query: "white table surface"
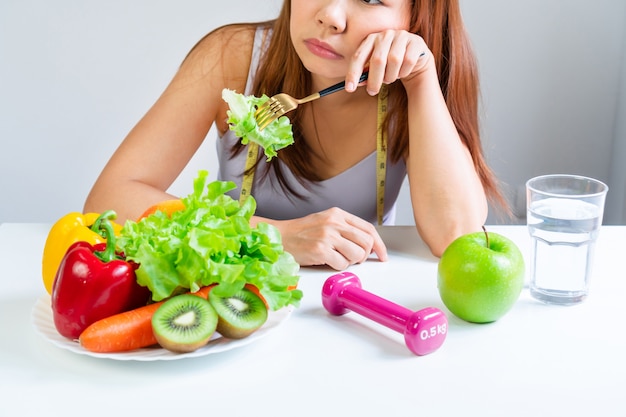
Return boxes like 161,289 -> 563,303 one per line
1,223 -> 624,417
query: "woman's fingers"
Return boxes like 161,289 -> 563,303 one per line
346,29 -> 429,95
277,208 -> 388,270
343,215 -> 388,263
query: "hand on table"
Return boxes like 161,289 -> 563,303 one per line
271,207 -> 388,270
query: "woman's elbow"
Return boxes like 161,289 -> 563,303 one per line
417,215 -> 487,258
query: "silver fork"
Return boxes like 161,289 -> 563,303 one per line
255,72 -> 369,130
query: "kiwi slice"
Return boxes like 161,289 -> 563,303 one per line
209,287 -> 268,339
152,294 -> 218,353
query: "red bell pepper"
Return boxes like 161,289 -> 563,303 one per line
51,212 -> 151,340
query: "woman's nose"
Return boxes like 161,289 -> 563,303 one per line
316,1 -> 346,33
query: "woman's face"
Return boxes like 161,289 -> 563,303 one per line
290,0 -> 411,80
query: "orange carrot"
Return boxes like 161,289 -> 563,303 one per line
243,283 -> 269,309
241,283 -> 299,310
79,302 -> 161,353
79,286 -> 212,353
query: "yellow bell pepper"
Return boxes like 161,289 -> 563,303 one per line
41,211 -> 123,294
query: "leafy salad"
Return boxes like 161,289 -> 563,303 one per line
222,88 -> 294,160
117,170 -> 302,311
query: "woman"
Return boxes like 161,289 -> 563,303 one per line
84,0 -> 506,270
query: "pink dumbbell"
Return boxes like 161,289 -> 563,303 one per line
322,272 -> 448,356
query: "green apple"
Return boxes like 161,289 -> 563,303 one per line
437,229 -> 525,323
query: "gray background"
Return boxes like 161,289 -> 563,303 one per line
1,0 -> 625,225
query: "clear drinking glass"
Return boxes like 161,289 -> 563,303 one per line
526,174 -> 608,305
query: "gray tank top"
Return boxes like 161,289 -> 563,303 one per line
216,27 -> 407,225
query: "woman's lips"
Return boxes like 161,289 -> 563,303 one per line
304,39 -> 342,59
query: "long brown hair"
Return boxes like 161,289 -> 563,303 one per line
237,0 -> 507,211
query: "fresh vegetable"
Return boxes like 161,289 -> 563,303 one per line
117,170 -> 302,311
79,286 -> 213,353
51,214 -> 150,340
222,88 -> 294,160
244,283 -> 270,309
138,199 -> 186,220
42,211 -> 123,294
80,300 -> 162,352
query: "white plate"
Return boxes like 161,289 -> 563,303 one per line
31,294 -> 292,361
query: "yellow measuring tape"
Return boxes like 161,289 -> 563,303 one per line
376,84 -> 388,226
240,84 -> 388,225
239,141 -> 259,203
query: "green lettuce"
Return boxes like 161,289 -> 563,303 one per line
222,88 -> 294,160
117,170 -> 302,311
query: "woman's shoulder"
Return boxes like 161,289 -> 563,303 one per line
186,23 -> 265,62
180,23 -> 267,81
177,23 -> 271,134
206,23 -> 259,46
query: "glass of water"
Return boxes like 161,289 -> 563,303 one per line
526,174 -> 608,305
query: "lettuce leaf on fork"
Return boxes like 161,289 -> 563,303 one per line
117,170 -> 302,311
222,88 -> 294,160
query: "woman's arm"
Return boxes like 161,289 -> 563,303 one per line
346,30 -> 488,257
84,26 -> 255,223
403,55 -> 487,256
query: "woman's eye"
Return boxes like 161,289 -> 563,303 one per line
362,0 -> 384,5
